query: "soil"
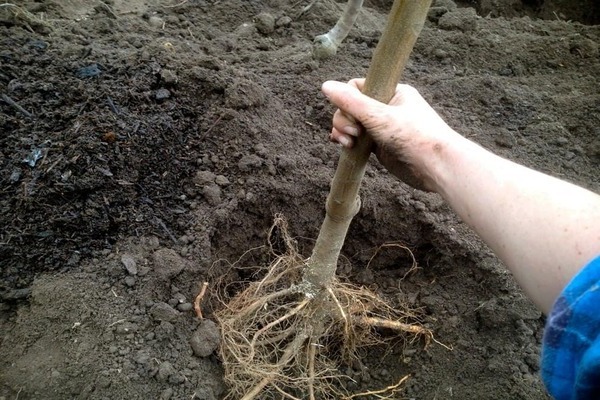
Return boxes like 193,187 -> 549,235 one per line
1,0 -> 598,399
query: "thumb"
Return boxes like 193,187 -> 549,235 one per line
321,80 -> 385,124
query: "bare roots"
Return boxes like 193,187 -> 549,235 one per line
215,217 -> 431,399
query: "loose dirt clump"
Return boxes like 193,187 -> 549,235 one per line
1,0 -> 598,399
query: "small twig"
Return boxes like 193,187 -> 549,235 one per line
200,114 -> 223,140
344,374 -> 410,399
295,0 -> 319,18
194,282 -> 209,319
108,318 -> 126,327
106,96 -> 120,115
1,93 -> 33,119
154,217 -> 178,244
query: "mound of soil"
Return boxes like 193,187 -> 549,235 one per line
1,0 -> 598,399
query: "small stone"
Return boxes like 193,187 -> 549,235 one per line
215,175 -> 230,186
155,88 -> 171,100
255,12 -> 275,35
177,302 -> 193,312
152,248 -> 187,279
554,136 -> 569,146
121,254 -> 138,275
149,16 -> 164,28
9,169 -> 21,183
238,154 -> 262,172
276,16 -> 292,27
190,319 -> 220,357
202,184 -> 222,206
150,302 -> 180,323
194,170 -> 216,186
124,276 -> 136,287
160,69 -> 178,86
236,22 -> 257,37
432,48 -> 448,60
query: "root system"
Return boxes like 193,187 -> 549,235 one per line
215,217 -> 431,399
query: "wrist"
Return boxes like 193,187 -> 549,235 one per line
418,128 -> 474,194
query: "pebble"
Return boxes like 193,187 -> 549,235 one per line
177,302 -> 193,312
122,275 -> 135,287
190,319 -> 220,357
276,16 -> 292,28
202,184 -> 222,206
9,169 -> 21,183
121,254 -> 138,275
155,88 -> 171,100
160,69 -> 178,85
215,175 -> 230,186
194,170 -> 216,186
150,302 -> 180,323
238,154 -> 262,172
255,12 -> 275,34
236,22 -> 257,37
432,48 -> 449,60
149,16 -> 164,28
152,248 -> 186,279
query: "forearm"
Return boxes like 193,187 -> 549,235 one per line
431,133 -> 600,314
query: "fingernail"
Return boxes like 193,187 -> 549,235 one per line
343,126 -> 359,136
321,81 -> 334,98
338,135 -> 351,148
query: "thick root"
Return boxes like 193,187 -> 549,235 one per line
214,217 -> 432,399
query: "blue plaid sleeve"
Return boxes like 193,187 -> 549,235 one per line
542,255 -> 600,400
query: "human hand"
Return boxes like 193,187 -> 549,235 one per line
321,79 -> 460,192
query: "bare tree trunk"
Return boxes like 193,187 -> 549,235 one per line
304,0 -> 433,292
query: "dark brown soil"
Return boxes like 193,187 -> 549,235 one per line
1,0 -> 598,399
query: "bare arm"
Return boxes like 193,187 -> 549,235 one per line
322,79 -> 600,313
432,132 -> 600,313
